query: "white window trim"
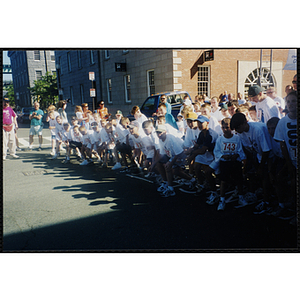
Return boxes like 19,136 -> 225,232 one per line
34,50 -> 40,61
90,50 -> 95,64
35,70 -> 43,81
147,69 -> 155,96
70,86 -> 74,105
124,75 -> 131,103
105,50 -> 110,59
197,65 -> 211,97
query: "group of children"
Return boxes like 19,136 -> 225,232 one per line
45,87 -> 297,224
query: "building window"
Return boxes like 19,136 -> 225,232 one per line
78,51 -> 82,68
124,75 -> 131,103
80,84 -> 84,103
90,51 -> 95,64
107,79 -> 112,103
36,70 -> 42,81
67,52 -> 72,72
105,50 -> 110,59
147,70 -> 155,96
34,50 -> 40,60
244,68 -> 275,99
197,66 -> 210,97
70,86 -> 74,105
50,51 -> 55,61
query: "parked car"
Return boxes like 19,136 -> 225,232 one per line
17,107 -> 35,123
140,91 -> 192,119
127,91 -> 192,121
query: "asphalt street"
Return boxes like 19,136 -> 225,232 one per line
2,126 -> 298,251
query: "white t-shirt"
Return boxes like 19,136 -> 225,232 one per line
183,127 -> 200,149
213,134 -> 246,162
237,122 -> 272,162
211,109 -> 223,122
114,123 -> 129,144
130,131 -> 153,158
274,114 -> 297,168
255,96 -> 280,123
273,96 -> 285,118
70,129 -> 82,143
208,115 -> 222,135
48,118 -> 57,136
55,123 -> 64,140
159,133 -> 184,159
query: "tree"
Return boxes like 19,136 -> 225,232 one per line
29,72 -> 58,110
3,83 -> 15,107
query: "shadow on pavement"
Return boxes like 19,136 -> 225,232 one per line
3,151 -> 298,252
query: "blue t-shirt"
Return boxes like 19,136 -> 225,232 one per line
30,109 -> 44,126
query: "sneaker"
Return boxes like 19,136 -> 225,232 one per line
112,162 -> 122,170
161,187 -> 176,197
195,182 -> 210,196
11,154 -> 19,159
16,147 -> 22,151
27,147 -> 32,151
63,157 -> 70,164
51,154 -> 57,160
50,151 -> 56,156
217,201 -> 226,211
157,182 -> 167,193
80,159 -> 89,166
3,156 -> 6,161
206,191 -> 219,205
253,201 -> 269,214
238,195 -> 248,207
37,147 -> 42,151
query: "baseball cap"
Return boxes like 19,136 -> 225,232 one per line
3,98 -> 10,102
155,124 -> 167,133
196,115 -> 210,123
128,121 -> 140,129
186,112 -> 198,121
100,101 -> 105,105
116,110 -> 122,115
219,103 -> 228,110
248,85 -> 264,97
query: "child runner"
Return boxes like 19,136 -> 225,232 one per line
46,111 -> 57,155
200,103 -> 222,135
273,91 -> 297,223
230,113 -> 273,213
151,124 -> 196,197
51,115 -> 64,159
212,118 -> 247,210
176,114 -> 185,136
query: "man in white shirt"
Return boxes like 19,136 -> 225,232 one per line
248,85 -> 280,123
266,87 -> 285,118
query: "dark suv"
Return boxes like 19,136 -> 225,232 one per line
140,91 -> 192,119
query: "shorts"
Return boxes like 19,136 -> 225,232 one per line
159,152 -> 187,169
51,134 -> 56,140
29,124 -> 43,136
69,141 -> 82,149
116,142 -> 132,155
194,151 -> 214,165
219,160 -> 243,182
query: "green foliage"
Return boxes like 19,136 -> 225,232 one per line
29,72 -> 58,110
3,83 -> 15,106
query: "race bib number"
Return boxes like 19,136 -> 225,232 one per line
222,142 -> 237,152
135,142 -> 143,149
164,148 -> 172,157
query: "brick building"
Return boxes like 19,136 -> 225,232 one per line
55,49 -> 296,116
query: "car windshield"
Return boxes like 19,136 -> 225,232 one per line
141,96 -> 156,112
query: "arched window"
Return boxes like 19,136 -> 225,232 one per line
244,68 -> 275,99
